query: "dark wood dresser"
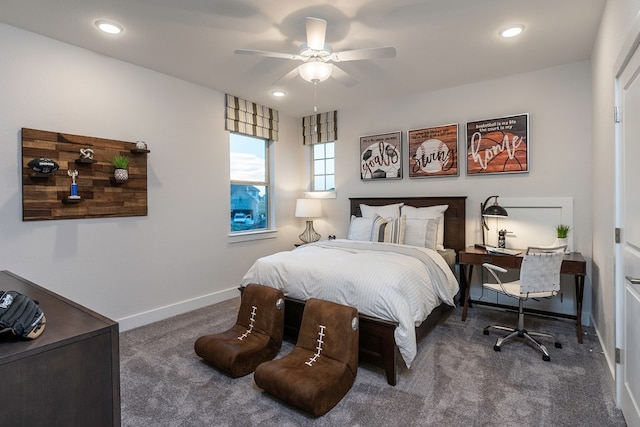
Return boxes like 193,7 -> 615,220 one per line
0,270 -> 120,426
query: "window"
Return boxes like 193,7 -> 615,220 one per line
312,142 -> 335,191
230,133 -> 270,233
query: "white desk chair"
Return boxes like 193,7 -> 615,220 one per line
482,246 -> 566,361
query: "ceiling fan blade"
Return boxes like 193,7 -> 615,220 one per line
235,49 -> 302,61
306,17 -> 327,50
331,65 -> 358,87
271,68 -> 300,86
331,46 -> 397,62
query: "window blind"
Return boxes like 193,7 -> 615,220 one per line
225,94 -> 279,140
302,111 -> 337,145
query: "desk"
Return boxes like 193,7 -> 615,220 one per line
459,247 -> 587,343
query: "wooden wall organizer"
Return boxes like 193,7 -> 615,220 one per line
21,128 -> 148,221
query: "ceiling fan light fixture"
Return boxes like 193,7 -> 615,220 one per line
298,61 -> 333,83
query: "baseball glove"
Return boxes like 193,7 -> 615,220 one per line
0,290 -> 46,339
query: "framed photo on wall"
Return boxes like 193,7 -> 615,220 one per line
407,123 -> 458,178
466,113 -> 529,175
360,131 -> 402,180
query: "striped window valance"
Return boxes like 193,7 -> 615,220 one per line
302,111 -> 337,145
225,94 -> 279,140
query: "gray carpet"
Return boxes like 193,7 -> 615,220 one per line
120,298 -> 626,426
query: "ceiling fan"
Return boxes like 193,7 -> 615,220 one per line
234,17 -> 396,87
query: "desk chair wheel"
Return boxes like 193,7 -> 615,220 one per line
543,354 -> 551,362
483,328 -> 490,335
493,345 -> 501,352
554,342 -> 562,349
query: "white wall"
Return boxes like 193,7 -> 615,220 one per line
0,24 -> 303,330
312,61 -> 593,319
591,0 -> 640,382
0,19 -> 602,343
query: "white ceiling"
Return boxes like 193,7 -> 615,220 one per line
0,0 -> 606,117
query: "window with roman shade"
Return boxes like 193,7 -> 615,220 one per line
225,94 -> 279,140
302,111 -> 337,145
303,111 -> 337,193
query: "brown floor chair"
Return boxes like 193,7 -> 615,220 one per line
194,284 -> 284,377
254,298 -> 359,417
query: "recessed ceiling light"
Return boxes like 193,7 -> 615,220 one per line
500,24 -> 524,38
95,20 -> 123,35
271,90 -> 286,98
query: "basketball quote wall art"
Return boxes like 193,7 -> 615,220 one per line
466,113 -> 529,175
408,123 -> 459,178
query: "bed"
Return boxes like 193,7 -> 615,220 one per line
240,196 -> 466,385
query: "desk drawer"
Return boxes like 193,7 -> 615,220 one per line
459,252 -> 520,269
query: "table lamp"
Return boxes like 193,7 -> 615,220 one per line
295,198 -> 322,244
476,195 -> 508,248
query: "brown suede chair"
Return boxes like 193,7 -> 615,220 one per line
254,298 -> 359,417
194,284 -> 285,377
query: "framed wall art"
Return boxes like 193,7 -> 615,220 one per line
466,113 -> 529,175
407,123 -> 458,178
360,131 -> 402,180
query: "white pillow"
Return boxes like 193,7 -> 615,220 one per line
404,218 -> 439,250
401,205 -> 448,250
360,203 -> 403,219
347,215 -> 374,241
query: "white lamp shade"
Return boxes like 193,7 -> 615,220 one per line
298,61 -> 333,83
295,198 -> 322,218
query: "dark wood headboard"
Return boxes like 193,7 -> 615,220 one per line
349,196 -> 467,256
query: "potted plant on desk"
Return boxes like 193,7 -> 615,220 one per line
555,224 -> 571,251
112,155 -> 130,183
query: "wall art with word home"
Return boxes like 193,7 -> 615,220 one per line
466,113 -> 529,175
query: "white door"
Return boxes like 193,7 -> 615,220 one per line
617,38 -> 640,427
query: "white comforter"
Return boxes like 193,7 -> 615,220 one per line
239,239 -> 459,368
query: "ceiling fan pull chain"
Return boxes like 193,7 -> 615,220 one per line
313,81 -> 318,113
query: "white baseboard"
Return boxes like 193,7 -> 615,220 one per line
116,286 -> 240,332
591,313 -> 617,393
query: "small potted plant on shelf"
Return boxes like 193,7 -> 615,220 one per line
112,155 -> 130,182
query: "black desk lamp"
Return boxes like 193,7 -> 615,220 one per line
476,195 -> 508,248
